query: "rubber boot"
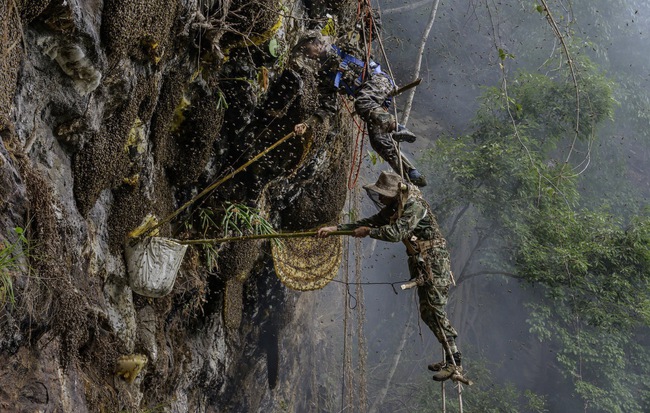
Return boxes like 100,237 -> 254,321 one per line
432,352 -> 461,382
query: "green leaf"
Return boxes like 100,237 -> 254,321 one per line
268,38 -> 279,57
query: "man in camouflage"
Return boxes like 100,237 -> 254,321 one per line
317,171 -> 462,381
291,35 -> 427,187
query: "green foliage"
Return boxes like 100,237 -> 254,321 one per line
477,62 -> 615,149
424,56 -> 614,234
268,38 -> 279,58
613,76 -> 650,139
221,202 -> 277,240
196,203 -> 280,269
366,150 -> 380,166
0,227 -> 29,310
216,89 -> 228,110
518,207 -> 650,412
426,59 -> 615,238
498,48 -> 514,61
198,208 -> 221,270
420,49 -> 650,410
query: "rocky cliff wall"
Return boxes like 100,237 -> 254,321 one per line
0,0 -> 355,411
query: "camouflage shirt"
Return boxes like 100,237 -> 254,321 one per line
337,195 -> 443,243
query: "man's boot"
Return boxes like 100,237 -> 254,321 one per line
392,124 -> 417,143
432,352 -> 461,382
407,169 -> 427,187
427,360 -> 444,372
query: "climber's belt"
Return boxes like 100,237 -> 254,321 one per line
404,237 -> 446,256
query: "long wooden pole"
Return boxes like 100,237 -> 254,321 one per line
388,78 -> 422,97
176,230 -> 355,245
140,131 -> 297,238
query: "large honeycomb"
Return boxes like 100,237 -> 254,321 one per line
224,277 -> 243,331
271,234 -> 342,291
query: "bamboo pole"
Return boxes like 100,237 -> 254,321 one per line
139,131 -> 298,239
176,230 -> 355,245
388,78 -> 422,97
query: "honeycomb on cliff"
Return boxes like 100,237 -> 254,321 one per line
271,234 -> 342,291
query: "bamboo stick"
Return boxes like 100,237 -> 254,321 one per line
176,230 -> 355,245
388,78 -> 422,97
139,131 -> 298,239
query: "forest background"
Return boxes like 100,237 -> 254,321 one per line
319,0 -> 650,412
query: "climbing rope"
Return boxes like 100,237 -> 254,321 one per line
340,95 -> 366,189
354,0 -> 412,186
348,122 -> 365,190
352,188 -> 368,411
339,183 -> 368,411
360,0 -> 374,81
341,232 -> 353,412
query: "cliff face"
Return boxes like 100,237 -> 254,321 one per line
0,0 -> 354,411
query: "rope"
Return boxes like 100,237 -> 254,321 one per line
371,5 -> 407,183
340,95 -> 365,133
362,1 -> 373,81
341,231 -> 352,412
348,124 -> 365,189
356,0 -> 410,185
442,366 -> 447,413
340,96 -> 365,189
353,188 -> 368,411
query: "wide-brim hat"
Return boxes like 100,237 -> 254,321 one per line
363,171 -> 402,198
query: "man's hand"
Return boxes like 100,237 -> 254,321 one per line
352,226 -> 370,238
316,226 -> 337,238
294,123 -> 308,136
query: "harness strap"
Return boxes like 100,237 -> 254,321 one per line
403,238 -> 419,256
403,237 -> 446,257
332,45 -> 366,68
330,45 -> 389,96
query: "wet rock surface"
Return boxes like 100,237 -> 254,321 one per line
0,0 -> 355,411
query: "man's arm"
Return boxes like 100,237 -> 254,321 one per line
316,225 -> 369,238
294,104 -> 336,136
368,199 -> 427,242
315,210 -> 387,239
336,212 -> 386,231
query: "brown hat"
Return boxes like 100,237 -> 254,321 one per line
363,171 -> 402,198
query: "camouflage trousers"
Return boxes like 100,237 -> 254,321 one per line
408,247 -> 458,346
354,73 -> 414,176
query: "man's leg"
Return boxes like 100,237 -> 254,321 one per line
356,75 -> 426,186
418,285 -> 463,381
366,122 -> 404,175
415,249 -> 462,381
354,74 -> 393,122
418,284 -> 458,347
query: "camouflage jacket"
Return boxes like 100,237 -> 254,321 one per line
337,195 -> 443,243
